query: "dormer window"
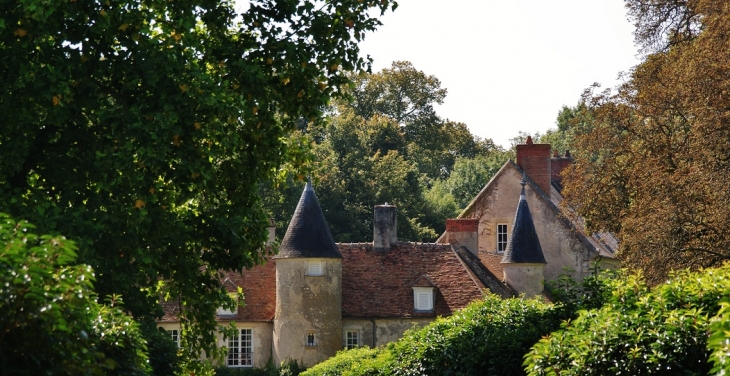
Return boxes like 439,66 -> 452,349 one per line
413,287 -> 434,311
307,261 -> 324,276
217,292 -> 238,316
217,305 -> 237,316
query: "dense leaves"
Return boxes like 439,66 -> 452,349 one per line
264,62 -> 504,242
562,0 -> 730,284
0,0 -> 396,366
0,214 -> 148,376
301,294 -> 569,376
524,265 -> 730,375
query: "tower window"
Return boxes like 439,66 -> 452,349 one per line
306,332 -> 316,346
497,224 -> 508,253
308,261 -> 324,276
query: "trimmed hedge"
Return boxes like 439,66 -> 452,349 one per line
302,294 -> 569,376
524,265 -> 730,375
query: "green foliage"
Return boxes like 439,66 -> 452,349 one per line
303,295 -> 565,376
525,265 -> 730,375
213,359 -> 304,376
0,0 -> 397,366
0,213 -> 149,375
139,318 -> 181,376
708,299 -> 730,375
545,266 -> 614,314
301,347 -> 392,376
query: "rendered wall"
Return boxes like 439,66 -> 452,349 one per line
341,318 -> 433,348
274,258 -> 342,367
465,165 -> 595,283
503,263 -> 544,297
157,322 -> 273,369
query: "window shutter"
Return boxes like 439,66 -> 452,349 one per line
417,291 -> 431,310
308,261 -> 323,276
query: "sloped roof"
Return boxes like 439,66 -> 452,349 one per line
340,242 -> 485,318
501,179 -> 547,264
439,160 -> 617,262
276,181 -> 342,259
159,259 -> 277,322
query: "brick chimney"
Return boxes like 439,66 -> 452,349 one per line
373,204 -> 397,252
445,218 -> 479,256
550,150 -> 574,186
515,136 -> 552,194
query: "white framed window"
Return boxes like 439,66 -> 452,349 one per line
227,328 -> 253,367
413,287 -> 434,311
308,261 -> 324,276
306,332 -> 316,346
167,329 -> 180,347
497,223 -> 508,253
346,330 -> 360,350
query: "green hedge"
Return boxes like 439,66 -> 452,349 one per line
524,265 -> 730,375
302,294 -> 569,376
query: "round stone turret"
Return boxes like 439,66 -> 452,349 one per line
273,181 -> 342,366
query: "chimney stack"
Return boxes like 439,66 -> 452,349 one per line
550,150 -> 574,186
373,204 -> 397,252
445,219 -> 479,256
515,136 -> 552,194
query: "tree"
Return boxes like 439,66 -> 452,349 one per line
0,0 -> 397,367
562,0 -> 730,284
340,61 -> 494,179
0,214 -> 149,376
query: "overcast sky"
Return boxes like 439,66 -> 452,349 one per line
358,0 -> 642,148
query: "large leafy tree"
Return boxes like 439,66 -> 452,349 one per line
562,0 -> 730,284
0,0 -> 396,363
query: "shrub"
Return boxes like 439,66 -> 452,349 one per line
0,213 -> 149,375
301,347 -> 391,376
525,266 -> 730,375
389,295 -> 564,376
304,294 -> 566,376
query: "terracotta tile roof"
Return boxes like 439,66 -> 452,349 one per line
223,259 -> 276,321
480,252 -> 506,283
339,242 -> 485,318
159,259 -> 276,323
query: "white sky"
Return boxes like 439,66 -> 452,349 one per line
358,0 -> 641,148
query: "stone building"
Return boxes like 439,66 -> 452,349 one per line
436,136 -> 619,286
159,137 -> 618,369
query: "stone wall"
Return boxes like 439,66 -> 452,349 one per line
274,257 -> 342,367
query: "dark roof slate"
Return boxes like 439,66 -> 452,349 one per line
276,181 -> 342,259
501,180 -> 547,264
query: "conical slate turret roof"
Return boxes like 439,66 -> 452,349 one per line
276,180 -> 342,259
501,175 -> 547,264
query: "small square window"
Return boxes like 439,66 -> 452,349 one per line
413,287 -> 434,311
306,332 -> 316,346
497,224 -> 508,253
346,331 -> 359,350
308,261 -> 324,276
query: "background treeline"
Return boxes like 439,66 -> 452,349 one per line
261,61 -> 575,243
